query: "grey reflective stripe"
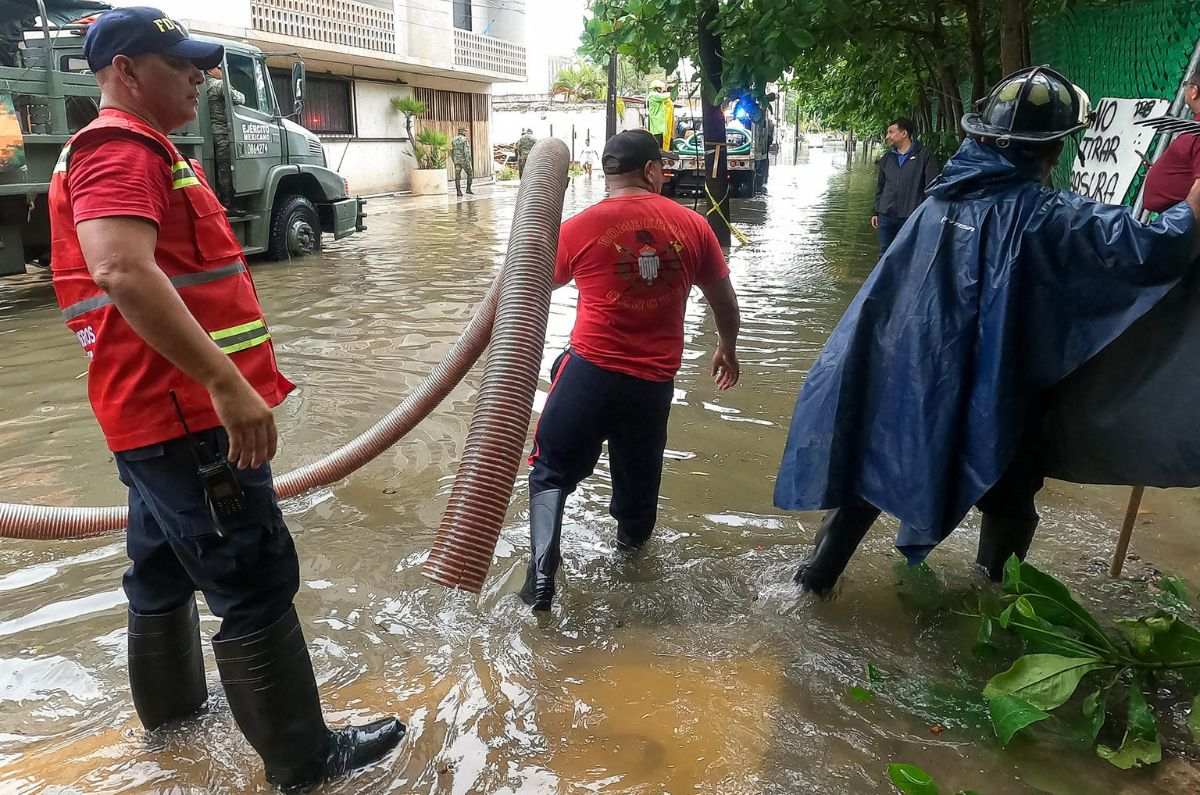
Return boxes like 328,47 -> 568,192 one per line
169,261 -> 245,289
60,261 -> 246,321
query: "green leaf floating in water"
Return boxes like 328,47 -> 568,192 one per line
886,763 -> 939,795
987,692 -> 1049,745
1082,688 -> 1107,741
849,686 -> 875,703
1097,678 -> 1161,769
1001,557 -> 1114,652
984,654 -> 1111,711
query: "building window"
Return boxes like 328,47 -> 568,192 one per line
452,0 -> 472,31
271,70 -> 354,135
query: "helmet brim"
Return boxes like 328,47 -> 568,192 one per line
961,112 -> 1086,143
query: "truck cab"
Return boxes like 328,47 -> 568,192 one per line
0,3 -> 362,277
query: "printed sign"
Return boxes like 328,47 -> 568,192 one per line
239,142 -> 270,157
1070,97 -> 1168,206
0,92 -> 26,178
240,122 -> 272,143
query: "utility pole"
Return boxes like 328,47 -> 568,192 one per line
606,50 -> 618,140
697,0 -> 730,246
793,102 -> 800,164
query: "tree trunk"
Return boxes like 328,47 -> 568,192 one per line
697,0 -> 731,246
605,50 -> 618,140
1000,0 -> 1030,74
960,0 -> 987,102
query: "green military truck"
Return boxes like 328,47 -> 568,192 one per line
0,0 -> 363,277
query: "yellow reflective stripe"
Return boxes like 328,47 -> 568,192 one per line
172,160 -> 200,189
209,318 -> 271,354
218,331 -> 272,354
211,319 -> 266,340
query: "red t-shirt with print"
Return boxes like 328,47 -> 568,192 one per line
554,192 -> 730,382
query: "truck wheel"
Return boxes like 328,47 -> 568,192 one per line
268,195 -> 322,261
732,173 -> 754,199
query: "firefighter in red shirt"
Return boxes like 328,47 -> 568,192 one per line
49,9 -> 401,788
1143,68 -> 1200,213
520,129 -> 742,611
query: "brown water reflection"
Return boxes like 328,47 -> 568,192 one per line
1,151 -> 1196,793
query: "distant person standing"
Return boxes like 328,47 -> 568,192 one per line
579,141 -> 599,178
451,126 -> 473,197
1142,68 -> 1200,213
871,118 -> 940,252
646,79 -> 673,149
516,128 -> 537,177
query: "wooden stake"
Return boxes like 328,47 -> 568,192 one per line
1110,485 -> 1145,578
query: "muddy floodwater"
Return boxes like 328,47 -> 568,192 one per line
2,150 -> 1199,794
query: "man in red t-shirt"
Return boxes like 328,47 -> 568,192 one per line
1143,69 -> 1200,213
520,129 -> 741,611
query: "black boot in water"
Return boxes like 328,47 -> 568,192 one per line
975,513 -> 1038,582
128,596 -> 208,731
793,499 -> 880,596
520,489 -> 566,611
213,606 -> 404,791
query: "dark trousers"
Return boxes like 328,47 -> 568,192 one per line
830,433 -> 1046,543
454,161 -> 473,194
877,213 -> 905,254
528,350 -> 673,545
115,427 -> 299,640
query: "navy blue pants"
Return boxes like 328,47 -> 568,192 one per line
877,213 -> 906,254
115,427 -> 299,640
529,350 -> 674,546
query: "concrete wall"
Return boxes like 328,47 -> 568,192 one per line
493,102 -> 643,155
323,81 -> 415,195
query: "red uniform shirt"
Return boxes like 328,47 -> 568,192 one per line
1142,115 -> 1200,213
50,109 -> 293,451
554,192 -> 730,382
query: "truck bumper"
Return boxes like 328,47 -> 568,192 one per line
330,197 -> 364,240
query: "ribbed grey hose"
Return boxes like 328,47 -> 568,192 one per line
423,139 -> 570,593
0,140 -> 569,545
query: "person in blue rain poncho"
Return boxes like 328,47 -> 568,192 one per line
774,66 -> 1200,594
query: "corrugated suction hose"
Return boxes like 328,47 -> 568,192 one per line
423,139 -> 569,592
0,139 -> 571,559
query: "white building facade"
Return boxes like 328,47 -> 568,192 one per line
121,0 -> 527,193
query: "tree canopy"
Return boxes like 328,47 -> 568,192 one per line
580,0 -> 1122,146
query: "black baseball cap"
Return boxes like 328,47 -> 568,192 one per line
84,7 -> 224,73
602,129 -> 678,175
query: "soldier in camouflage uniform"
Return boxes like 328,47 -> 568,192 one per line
451,127 -> 473,197
516,128 -> 537,178
206,67 -> 244,208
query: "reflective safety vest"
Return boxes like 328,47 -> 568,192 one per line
49,109 -> 294,452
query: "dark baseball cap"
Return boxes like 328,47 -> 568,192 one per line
602,129 -> 678,175
84,7 -> 224,73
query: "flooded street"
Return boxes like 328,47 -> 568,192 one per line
2,150 -> 1198,794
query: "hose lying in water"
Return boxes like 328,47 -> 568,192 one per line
0,139 -> 570,548
423,139 -> 570,593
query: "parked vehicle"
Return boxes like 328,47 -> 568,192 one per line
0,0 -> 363,277
662,114 -> 758,198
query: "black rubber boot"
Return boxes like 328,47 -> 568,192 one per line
213,606 -> 404,791
976,513 -> 1039,582
793,502 -> 879,596
519,489 -> 566,611
615,519 -> 654,553
128,596 -> 208,731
